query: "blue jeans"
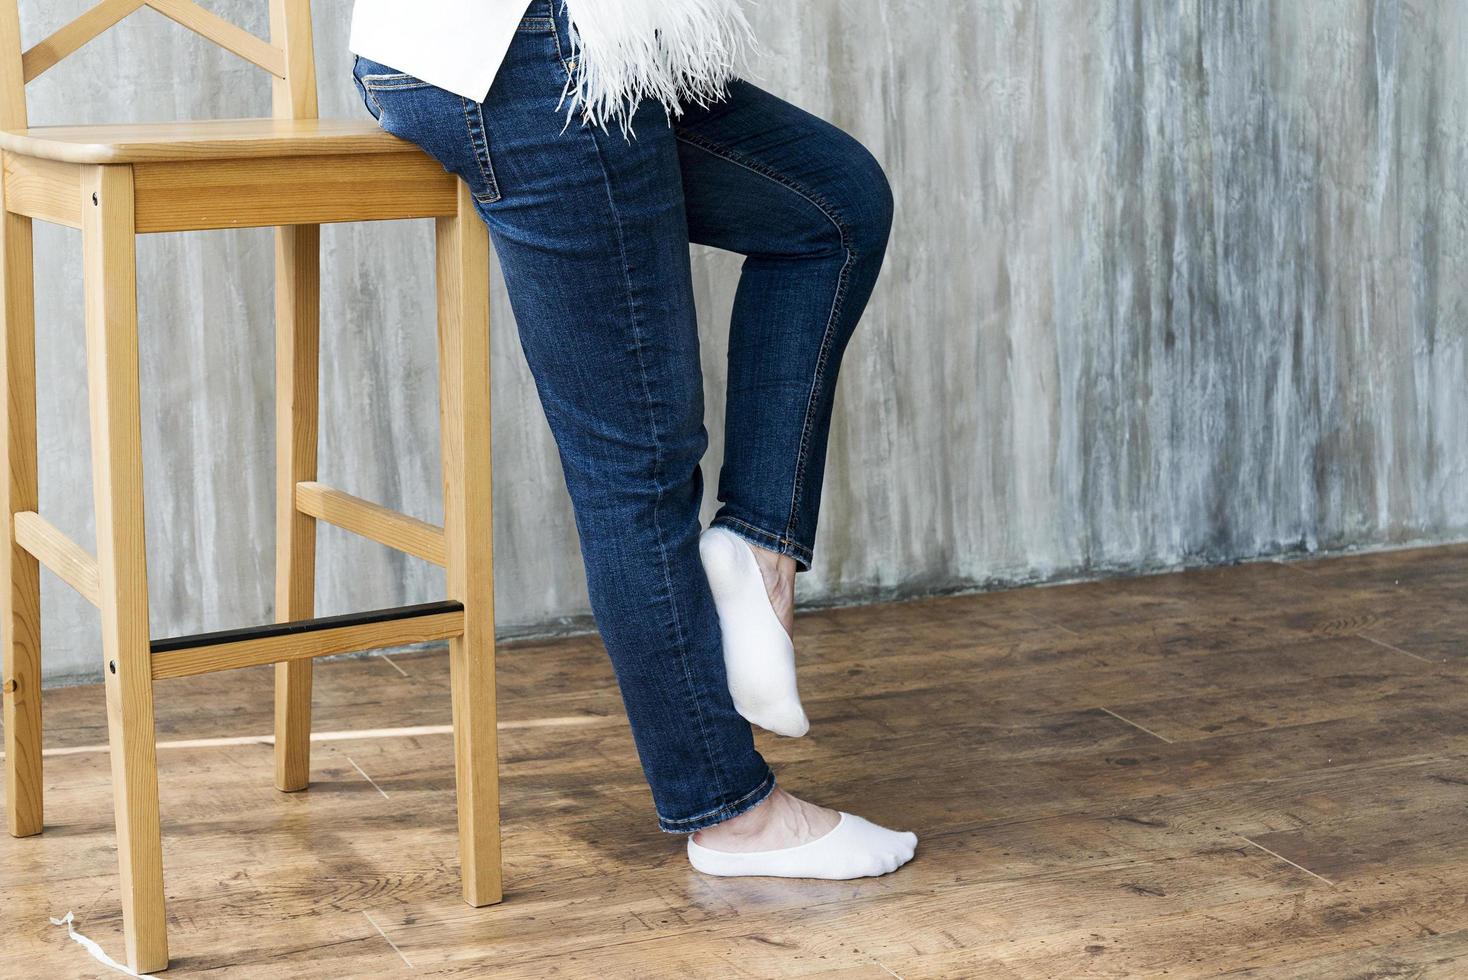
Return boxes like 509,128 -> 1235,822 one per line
352,0 -> 893,833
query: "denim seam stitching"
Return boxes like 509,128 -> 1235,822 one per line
673,132 -> 858,255
361,81 -> 386,119
359,73 -> 425,89
547,7 -> 575,77
658,771 -> 773,827
459,97 -> 501,204
674,130 -> 855,555
581,126 -> 731,806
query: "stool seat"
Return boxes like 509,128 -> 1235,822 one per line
0,117 -> 407,164
1,119 -> 458,234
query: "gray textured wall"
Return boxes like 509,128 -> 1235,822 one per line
18,1 -> 1468,682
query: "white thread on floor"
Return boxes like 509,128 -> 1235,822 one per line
362,910 -> 413,968
49,911 -> 158,979
3,716 -> 612,761
381,655 -> 410,677
1359,633 -> 1438,664
346,757 -> 390,800
1239,835 -> 1336,887
1098,706 -> 1176,744
874,957 -> 905,978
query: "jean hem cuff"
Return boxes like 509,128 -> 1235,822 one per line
709,516 -> 813,572
656,770 -> 777,834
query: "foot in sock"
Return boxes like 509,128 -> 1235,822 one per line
699,527 -> 809,737
687,787 -> 918,879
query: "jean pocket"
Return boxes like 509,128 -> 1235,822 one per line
357,66 -> 502,205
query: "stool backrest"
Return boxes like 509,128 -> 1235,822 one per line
0,0 -> 317,131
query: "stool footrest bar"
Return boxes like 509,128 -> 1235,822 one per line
150,600 -> 465,679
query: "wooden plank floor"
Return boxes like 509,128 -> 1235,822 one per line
2,544 -> 1467,978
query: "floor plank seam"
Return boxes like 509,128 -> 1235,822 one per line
1097,706 -> 1175,744
1238,835 -> 1335,887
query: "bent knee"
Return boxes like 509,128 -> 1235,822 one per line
849,146 -> 894,259
826,138 -> 894,263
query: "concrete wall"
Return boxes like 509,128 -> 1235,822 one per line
17,1 -> 1467,681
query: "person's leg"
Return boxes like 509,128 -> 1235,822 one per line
355,14 -> 771,834
478,29 -> 781,835
675,80 -> 895,736
681,79 -> 893,571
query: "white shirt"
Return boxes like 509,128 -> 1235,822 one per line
348,0 -> 527,102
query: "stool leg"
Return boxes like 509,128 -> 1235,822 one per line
2,208 -> 42,838
272,224 -> 319,792
84,165 -> 168,974
436,183 -> 502,907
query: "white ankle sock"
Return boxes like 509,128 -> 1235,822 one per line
687,813 -> 918,879
699,526 -> 810,737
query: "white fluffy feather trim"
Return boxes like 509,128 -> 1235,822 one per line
558,0 -> 756,133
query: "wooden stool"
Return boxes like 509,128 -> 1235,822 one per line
0,2 -> 502,972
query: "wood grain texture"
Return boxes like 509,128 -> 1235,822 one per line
2,153 -> 82,228
267,0 -> 316,120
295,481 -> 447,568
12,510 -> 99,606
0,118 -> 406,164
129,152 -> 457,232
436,181 -> 503,908
18,0 -> 144,84
141,0 -> 284,78
0,205 -> 39,837
6,544 -> 1467,977
0,0 -> 46,842
0,1 -> 26,130
82,162 -> 167,974
271,221 -> 318,793
19,0 -> 285,82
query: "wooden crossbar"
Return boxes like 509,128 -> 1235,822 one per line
150,600 -> 465,680
20,0 -> 143,83
12,511 -> 100,606
295,481 -> 447,567
144,0 -> 285,77
22,0 -> 285,84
